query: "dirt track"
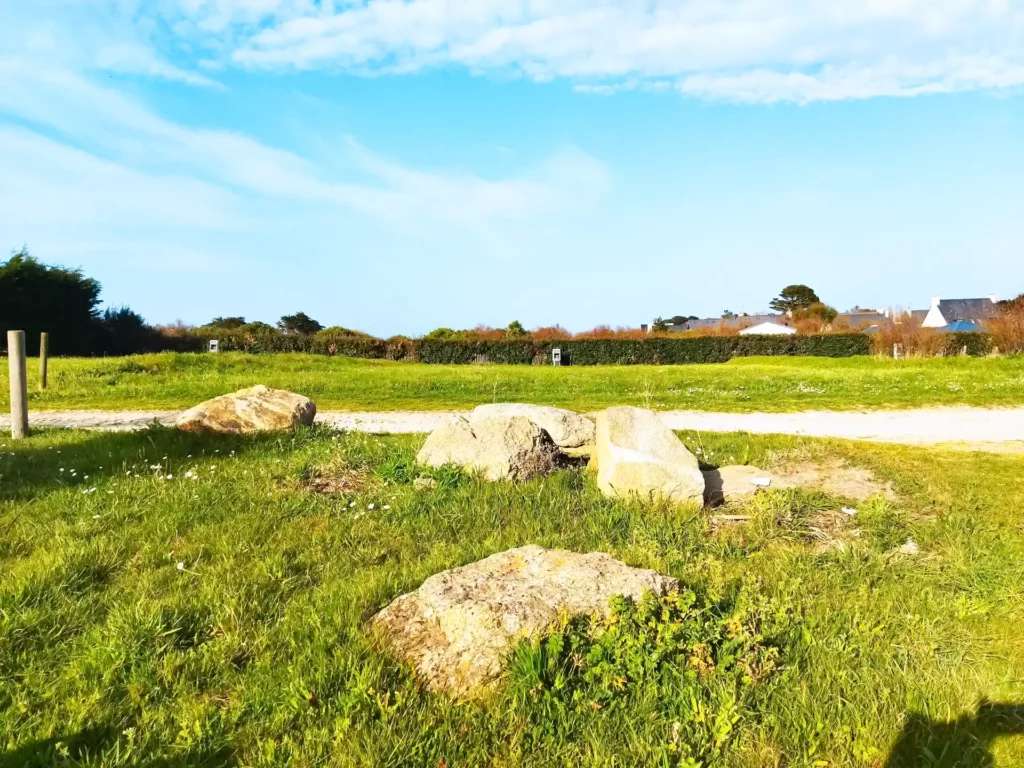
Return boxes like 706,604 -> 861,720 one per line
10,406 -> 1024,451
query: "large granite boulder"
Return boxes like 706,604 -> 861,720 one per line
703,465 -> 773,506
416,416 -> 559,482
594,406 -> 705,505
176,385 -> 316,434
470,404 -> 596,456
371,545 -> 678,697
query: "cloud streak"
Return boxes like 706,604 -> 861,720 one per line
222,0 -> 1024,102
0,59 -> 609,269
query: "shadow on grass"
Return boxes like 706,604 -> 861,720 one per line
0,725 -> 234,767
885,701 -> 1024,768
0,425 -> 321,504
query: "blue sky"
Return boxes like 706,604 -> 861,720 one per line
1,1 -> 1023,336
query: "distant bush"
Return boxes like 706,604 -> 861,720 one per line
940,332 -> 994,357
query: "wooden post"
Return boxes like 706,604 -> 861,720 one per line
8,330 -> 29,438
39,332 -> 49,390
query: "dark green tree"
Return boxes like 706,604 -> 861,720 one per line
277,312 -> 323,335
506,320 -> 527,337
769,285 -> 820,313
424,327 -> 457,340
670,315 -> 698,325
651,317 -> 669,332
95,307 -> 158,355
0,247 -> 101,355
206,316 -> 246,329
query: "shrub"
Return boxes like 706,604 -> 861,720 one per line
940,332 -> 993,357
871,317 -> 944,357
506,588 -> 788,763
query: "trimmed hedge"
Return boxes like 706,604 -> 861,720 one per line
188,331 -> 873,364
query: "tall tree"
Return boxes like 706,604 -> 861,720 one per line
206,316 -> 246,329
95,307 -> 158,356
277,312 -> 323,335
0,247 -> 101,355
769,285 -> 820,314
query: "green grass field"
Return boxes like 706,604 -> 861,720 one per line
2,425 -> 1022,766
4,352 -> 1024,412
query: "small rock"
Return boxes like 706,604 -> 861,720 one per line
176,385 -> 315,434
371,545 -> 678,697
898,539 -> 920,556
594,407 -> 704,505
702,465 -> 773,506
413,477 -> 438,491
841,507 -> 857,516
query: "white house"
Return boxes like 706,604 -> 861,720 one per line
921,296 -> 999,330
739,322 -> 797,336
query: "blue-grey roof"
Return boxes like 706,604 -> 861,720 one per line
837,312 -> 887,327
938,299 -> 999,323
943,320 -> 983,332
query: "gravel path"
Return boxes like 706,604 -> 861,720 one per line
9,406 -> 1024,450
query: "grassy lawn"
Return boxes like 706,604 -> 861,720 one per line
3,352 -> 1024,412
1,426 -> 1022,766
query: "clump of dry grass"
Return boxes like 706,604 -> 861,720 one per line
300,461 -> 372,495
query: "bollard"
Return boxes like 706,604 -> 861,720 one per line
39,332 -> 49,390
7,330 -> 29,438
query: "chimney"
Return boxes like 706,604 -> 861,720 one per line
931,296 -> 941,308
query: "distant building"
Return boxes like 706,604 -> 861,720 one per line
739,322 -> 797,336
921,296 -> 999,331
836,310 -> 888,329
667,313 -> 788,333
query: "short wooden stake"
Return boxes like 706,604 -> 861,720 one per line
8,330 -> 29,438
39,332 -> 49,390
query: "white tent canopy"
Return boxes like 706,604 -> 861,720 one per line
738,322 -> 796,336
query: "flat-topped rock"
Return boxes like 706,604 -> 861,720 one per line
371,545 -> 678,697
416,416 -> 559,481
470,404 -> 596,455
176,385 -> 316,434
594,406 -> 705,505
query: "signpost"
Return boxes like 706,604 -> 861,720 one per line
7,330 -> 28,438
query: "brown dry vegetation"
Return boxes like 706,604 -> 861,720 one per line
986,308 -> 1024,354
869,313 -> 945,357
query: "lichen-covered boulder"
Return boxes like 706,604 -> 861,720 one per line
176,385 -> 316,434
594,406 -> 704,505
703,465 -> 772,506
470,404 -> 595,456
371,545 -> 678,696
416,416 -> 558,482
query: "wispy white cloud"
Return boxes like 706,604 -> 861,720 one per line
0,60 -> 609,256
6,1 -> 1021,102
220,0 -> 1024,102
